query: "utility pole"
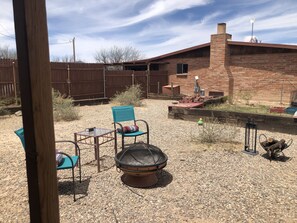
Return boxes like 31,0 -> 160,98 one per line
250,18 -> 255,42
72,37 -> 76,62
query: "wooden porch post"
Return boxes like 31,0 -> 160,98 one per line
12,0 -> 60,222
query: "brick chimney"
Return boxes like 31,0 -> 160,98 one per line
210,23 -> 232,68
217,22 -> 226,34
207,23 -> 234,103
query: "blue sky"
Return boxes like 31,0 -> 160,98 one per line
1,0 -> 297,62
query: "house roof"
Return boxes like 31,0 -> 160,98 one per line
228,41 -> 297,50
126,42 -> 210,64
124,40 -> 297,65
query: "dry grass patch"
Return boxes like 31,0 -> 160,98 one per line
191,118 -> 242,152
52,89 -> 79,122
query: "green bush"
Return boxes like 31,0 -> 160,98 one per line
111,84 -> 143,106
52,89 -> 79,121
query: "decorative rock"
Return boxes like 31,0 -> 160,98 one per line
15,111 -> 22,116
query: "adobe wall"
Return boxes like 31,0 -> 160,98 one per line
229,53 -> 297,105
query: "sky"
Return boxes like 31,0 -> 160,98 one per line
1,0 -> 297,62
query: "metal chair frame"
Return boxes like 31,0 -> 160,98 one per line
112,105 -> 149,150
15,128 -> 81,201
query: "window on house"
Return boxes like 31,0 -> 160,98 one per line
177,63 -> 188,75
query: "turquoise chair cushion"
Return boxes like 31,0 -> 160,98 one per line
57,156 -> 79,170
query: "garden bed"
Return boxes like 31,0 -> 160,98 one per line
168,106 -> 297,134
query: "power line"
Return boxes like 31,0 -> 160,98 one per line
0,32 -> 15,39
0,23 -> 13,35
49,40 -> 72,45
0,29 -> 72,45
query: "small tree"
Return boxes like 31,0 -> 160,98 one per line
94,45 -> 143,64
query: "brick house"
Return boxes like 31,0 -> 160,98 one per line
124,23 -> 297,105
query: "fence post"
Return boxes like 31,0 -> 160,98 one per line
146,70 -> 149,98
67,64 -> 71,97
132,71 -> 135,86
12,61 -> 18,104
103,67 -> 106,98
157,82 -> 160,94
147,63 -> 150,95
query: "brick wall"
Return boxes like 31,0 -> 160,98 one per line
160,57 -> 209,95
230,53 -> 297,105
162,23 -> 297,105
205,32 -> 233,99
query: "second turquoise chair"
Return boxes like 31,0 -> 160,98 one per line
112,105 -> 149,150
14,128 -> 81,201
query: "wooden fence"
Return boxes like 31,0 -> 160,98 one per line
0,60 -> 168,100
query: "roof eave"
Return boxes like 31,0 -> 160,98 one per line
228,41 -> 297,50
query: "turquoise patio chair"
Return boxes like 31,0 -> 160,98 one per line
112,105 -> 149,150
14,128 -> 81,201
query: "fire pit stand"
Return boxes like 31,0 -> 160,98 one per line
115,143 -> 168,188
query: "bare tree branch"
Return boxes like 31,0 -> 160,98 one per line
94,45 -> 143,63
51,55 -> 75,62
0,45 -> 17,59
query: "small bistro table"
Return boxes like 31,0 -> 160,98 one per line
74,128 -> 116,172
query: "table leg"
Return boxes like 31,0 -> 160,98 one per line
74,133 -> 78,156
94,137 -> 97,160
95,136 -> 100,172
114,130 -> 117,155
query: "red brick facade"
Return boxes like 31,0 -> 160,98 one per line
149,23 -> 297,105
230,52 -> 297,104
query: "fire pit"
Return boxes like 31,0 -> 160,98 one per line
115,143 -> 168,188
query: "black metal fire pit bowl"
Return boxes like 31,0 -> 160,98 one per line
115,143 -> 168,188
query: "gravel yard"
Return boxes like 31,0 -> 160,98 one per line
0,99 -> 296,223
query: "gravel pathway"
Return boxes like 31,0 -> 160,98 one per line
0,99 -> 296,223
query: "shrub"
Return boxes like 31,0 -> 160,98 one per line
193,117 -> 240,144
52,89 -> 79,121
111,84 -> 143,106
0,97 -> 20,106
0,100 -> 9,116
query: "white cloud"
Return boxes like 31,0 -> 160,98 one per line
119,0 -> 211,27
1,0 -> 297,62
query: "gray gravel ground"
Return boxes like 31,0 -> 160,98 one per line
0,99 -> 296,223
